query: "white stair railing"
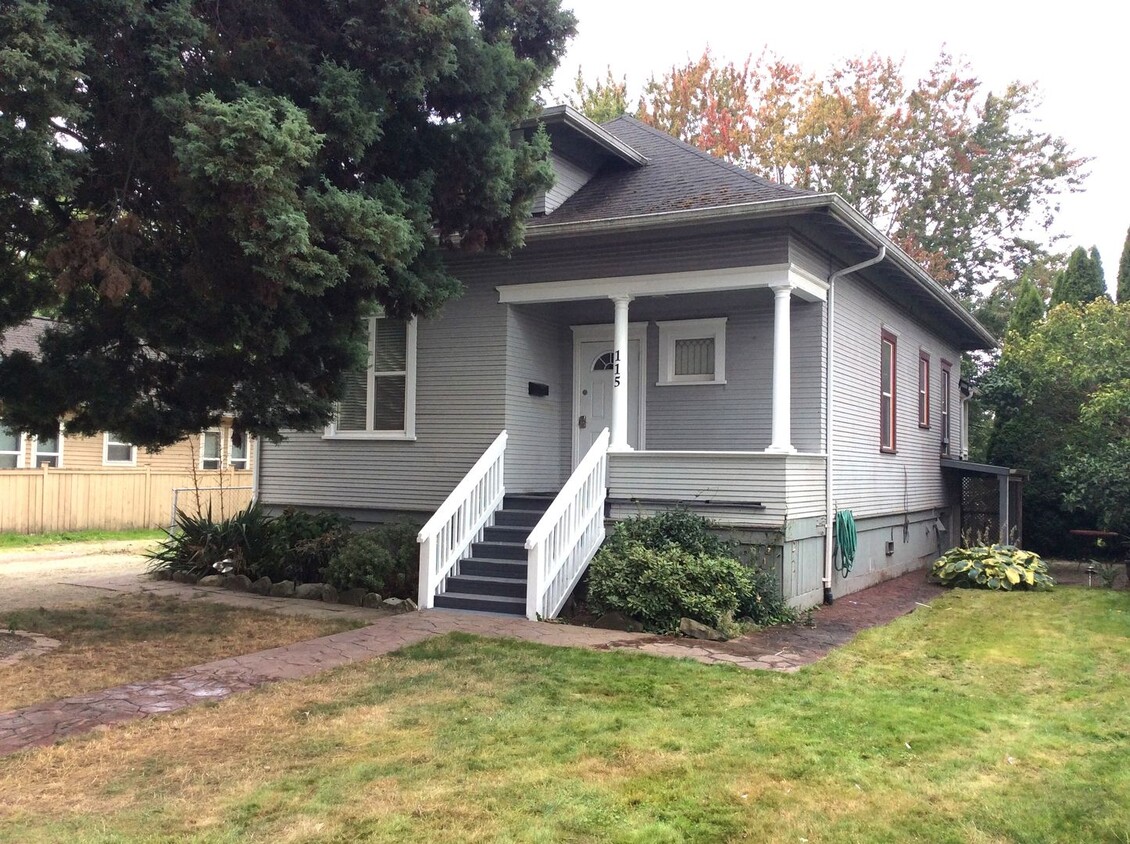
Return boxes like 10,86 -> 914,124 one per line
525,428 -> 610,620
417,430 -> 507,609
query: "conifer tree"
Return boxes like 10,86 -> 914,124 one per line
1118,226 -> 1130,304
1007,274 -> 1045,336
1050,246 -> 1108,306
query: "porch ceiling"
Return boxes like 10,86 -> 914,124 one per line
496,263 -> 827,305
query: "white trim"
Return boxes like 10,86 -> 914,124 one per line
0,420 -> 25,469
31,425 -> 64,468
325,316 -> 418,440
656,318 -> 727,386
228,431 -> 252,471
102,432 -> 137,467
199,428 -> 223,470
570,322 -> 647,466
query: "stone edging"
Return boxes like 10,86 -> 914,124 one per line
0,631 -> 62,667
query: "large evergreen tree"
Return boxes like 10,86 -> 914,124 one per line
0,0 -> 575,447
1007,274 -> 1045,337
1050,246 -> 1108,306
1118,226 -> 1130,304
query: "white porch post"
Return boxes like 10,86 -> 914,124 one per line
610,294 -> 633,452
766,282 -> 796,454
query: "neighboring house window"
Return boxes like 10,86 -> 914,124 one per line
880,329 -> 897,453
103,433 -> 137,466
940,359 -> 953,456
0,421 -> 24,469
918,351 -> 931,429
201,429 -> 223,469
656,318 -> 727,385
329,315 -> 417,439
229,430 -> 251,470
33,427 -> 63,467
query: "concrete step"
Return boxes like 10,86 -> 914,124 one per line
434,592 -> 526,615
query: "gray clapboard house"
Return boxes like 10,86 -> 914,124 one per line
258,106 -> 1015,617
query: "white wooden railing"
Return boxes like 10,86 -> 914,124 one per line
525,428 -> 610,620
417,430 -> 507,609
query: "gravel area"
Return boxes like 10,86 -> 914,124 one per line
0,542 -> 155,614
0,635 -> 31,661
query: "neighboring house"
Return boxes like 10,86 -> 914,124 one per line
258,106 -> 1020,616
0,318 -> 255,532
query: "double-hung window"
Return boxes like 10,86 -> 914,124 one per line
880,329 -> 897,453
229,431 -> 251,470
329,315 -> 417,439
0,420 -> 24,469
33,428 -> 63,467
104,433 -> 137,466
918,351 -> 931,429
201,429 -> 223,469
940,359 -> 953,455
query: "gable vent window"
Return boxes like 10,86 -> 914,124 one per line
657,318 -> 726,386
327,314 -> 417,440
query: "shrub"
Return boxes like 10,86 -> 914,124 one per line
588,510 -> 793,632
323,522 -> 420,598
147,502 -> 274,580
932,544 -> 1054,591
257,508 -> 353,583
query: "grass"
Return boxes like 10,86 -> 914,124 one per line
0,593 -> 362,710
0,528 -> 164,550
0,587 -> 1127,843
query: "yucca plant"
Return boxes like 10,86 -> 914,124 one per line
932,544 -> 1054,591
147,503 -> 274,580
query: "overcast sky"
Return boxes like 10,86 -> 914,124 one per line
548,0 -> 1126,291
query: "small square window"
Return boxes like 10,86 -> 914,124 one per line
657,318 -> 727,386
104,433 -> 136,465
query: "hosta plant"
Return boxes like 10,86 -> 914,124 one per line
932,544 -> 1054,591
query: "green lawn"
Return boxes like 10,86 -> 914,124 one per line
0,527 -> 163,550
1,587 -> 1127,843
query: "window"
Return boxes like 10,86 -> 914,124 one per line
880,329 -> 897,453
940,359 -> 953,455
201,429 -> 222,469
229,430 -> 251,470
103,433 -> 136,466
0,421 -> 24,469
328,315 -> 417,439
918,351 -> 931,429
33,427 -> 63,467
656,318 -> 726,386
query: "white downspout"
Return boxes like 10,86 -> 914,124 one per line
823,246 -> 886,605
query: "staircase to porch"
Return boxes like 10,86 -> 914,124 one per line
433,494 -> 553,615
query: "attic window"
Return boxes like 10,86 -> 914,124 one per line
656,318 -> 727,386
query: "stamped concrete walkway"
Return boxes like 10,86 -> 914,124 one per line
0,569 -> 942,756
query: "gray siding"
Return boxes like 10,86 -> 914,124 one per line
830,275 -> 961,518
504,306 -> 571,492
258,282 -> 508,513
789,235 -> 833,281
533,152 -> 594,216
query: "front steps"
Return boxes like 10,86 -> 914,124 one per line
432,495 -> 552,615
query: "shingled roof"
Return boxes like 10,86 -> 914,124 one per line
527,115 -> 809,228
0,317 -> 54,359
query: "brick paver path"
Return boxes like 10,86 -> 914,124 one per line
0,569 -> 942,756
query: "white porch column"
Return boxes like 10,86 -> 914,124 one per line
610,294 -> 633,452
766,282 -> 796,454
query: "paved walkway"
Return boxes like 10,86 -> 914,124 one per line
0,569 -> 943,756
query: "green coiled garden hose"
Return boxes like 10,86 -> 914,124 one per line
834,509 -> 857,577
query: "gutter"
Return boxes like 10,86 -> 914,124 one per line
823,246 -> 887,605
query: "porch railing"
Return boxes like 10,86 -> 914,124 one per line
525,427 -> 610,620
417,430 -> 507,609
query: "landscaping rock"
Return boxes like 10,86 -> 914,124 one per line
198,574 -> 226,587
321,585 -> 339,604
382,597 -> 414,613
250,576 -> 272,596
171,571 -> 197,584
362,592 -> 383,608
591,611 -> 645,633
339,587 -> 368,606
294,583 -> 324,601
226,574 -> 254,592
270,580 -> 296,598
678,617 -> 727,642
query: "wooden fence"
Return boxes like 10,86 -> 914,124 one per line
0,468 -> 254,534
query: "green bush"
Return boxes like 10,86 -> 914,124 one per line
323,522 -> 420,598
147,502 -> 274,580
932,544 -> 1054,591
256,508 -> 353,583
588,510 -> 792,633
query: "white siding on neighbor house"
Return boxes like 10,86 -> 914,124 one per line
831,275 -> 960,518
532,152 -> 593,216
258,282 -> 509,513
504,306 -> 571,493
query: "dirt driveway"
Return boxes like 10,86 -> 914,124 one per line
0,541 -> 155,614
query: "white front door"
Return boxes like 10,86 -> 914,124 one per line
572,325 -> 646,465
